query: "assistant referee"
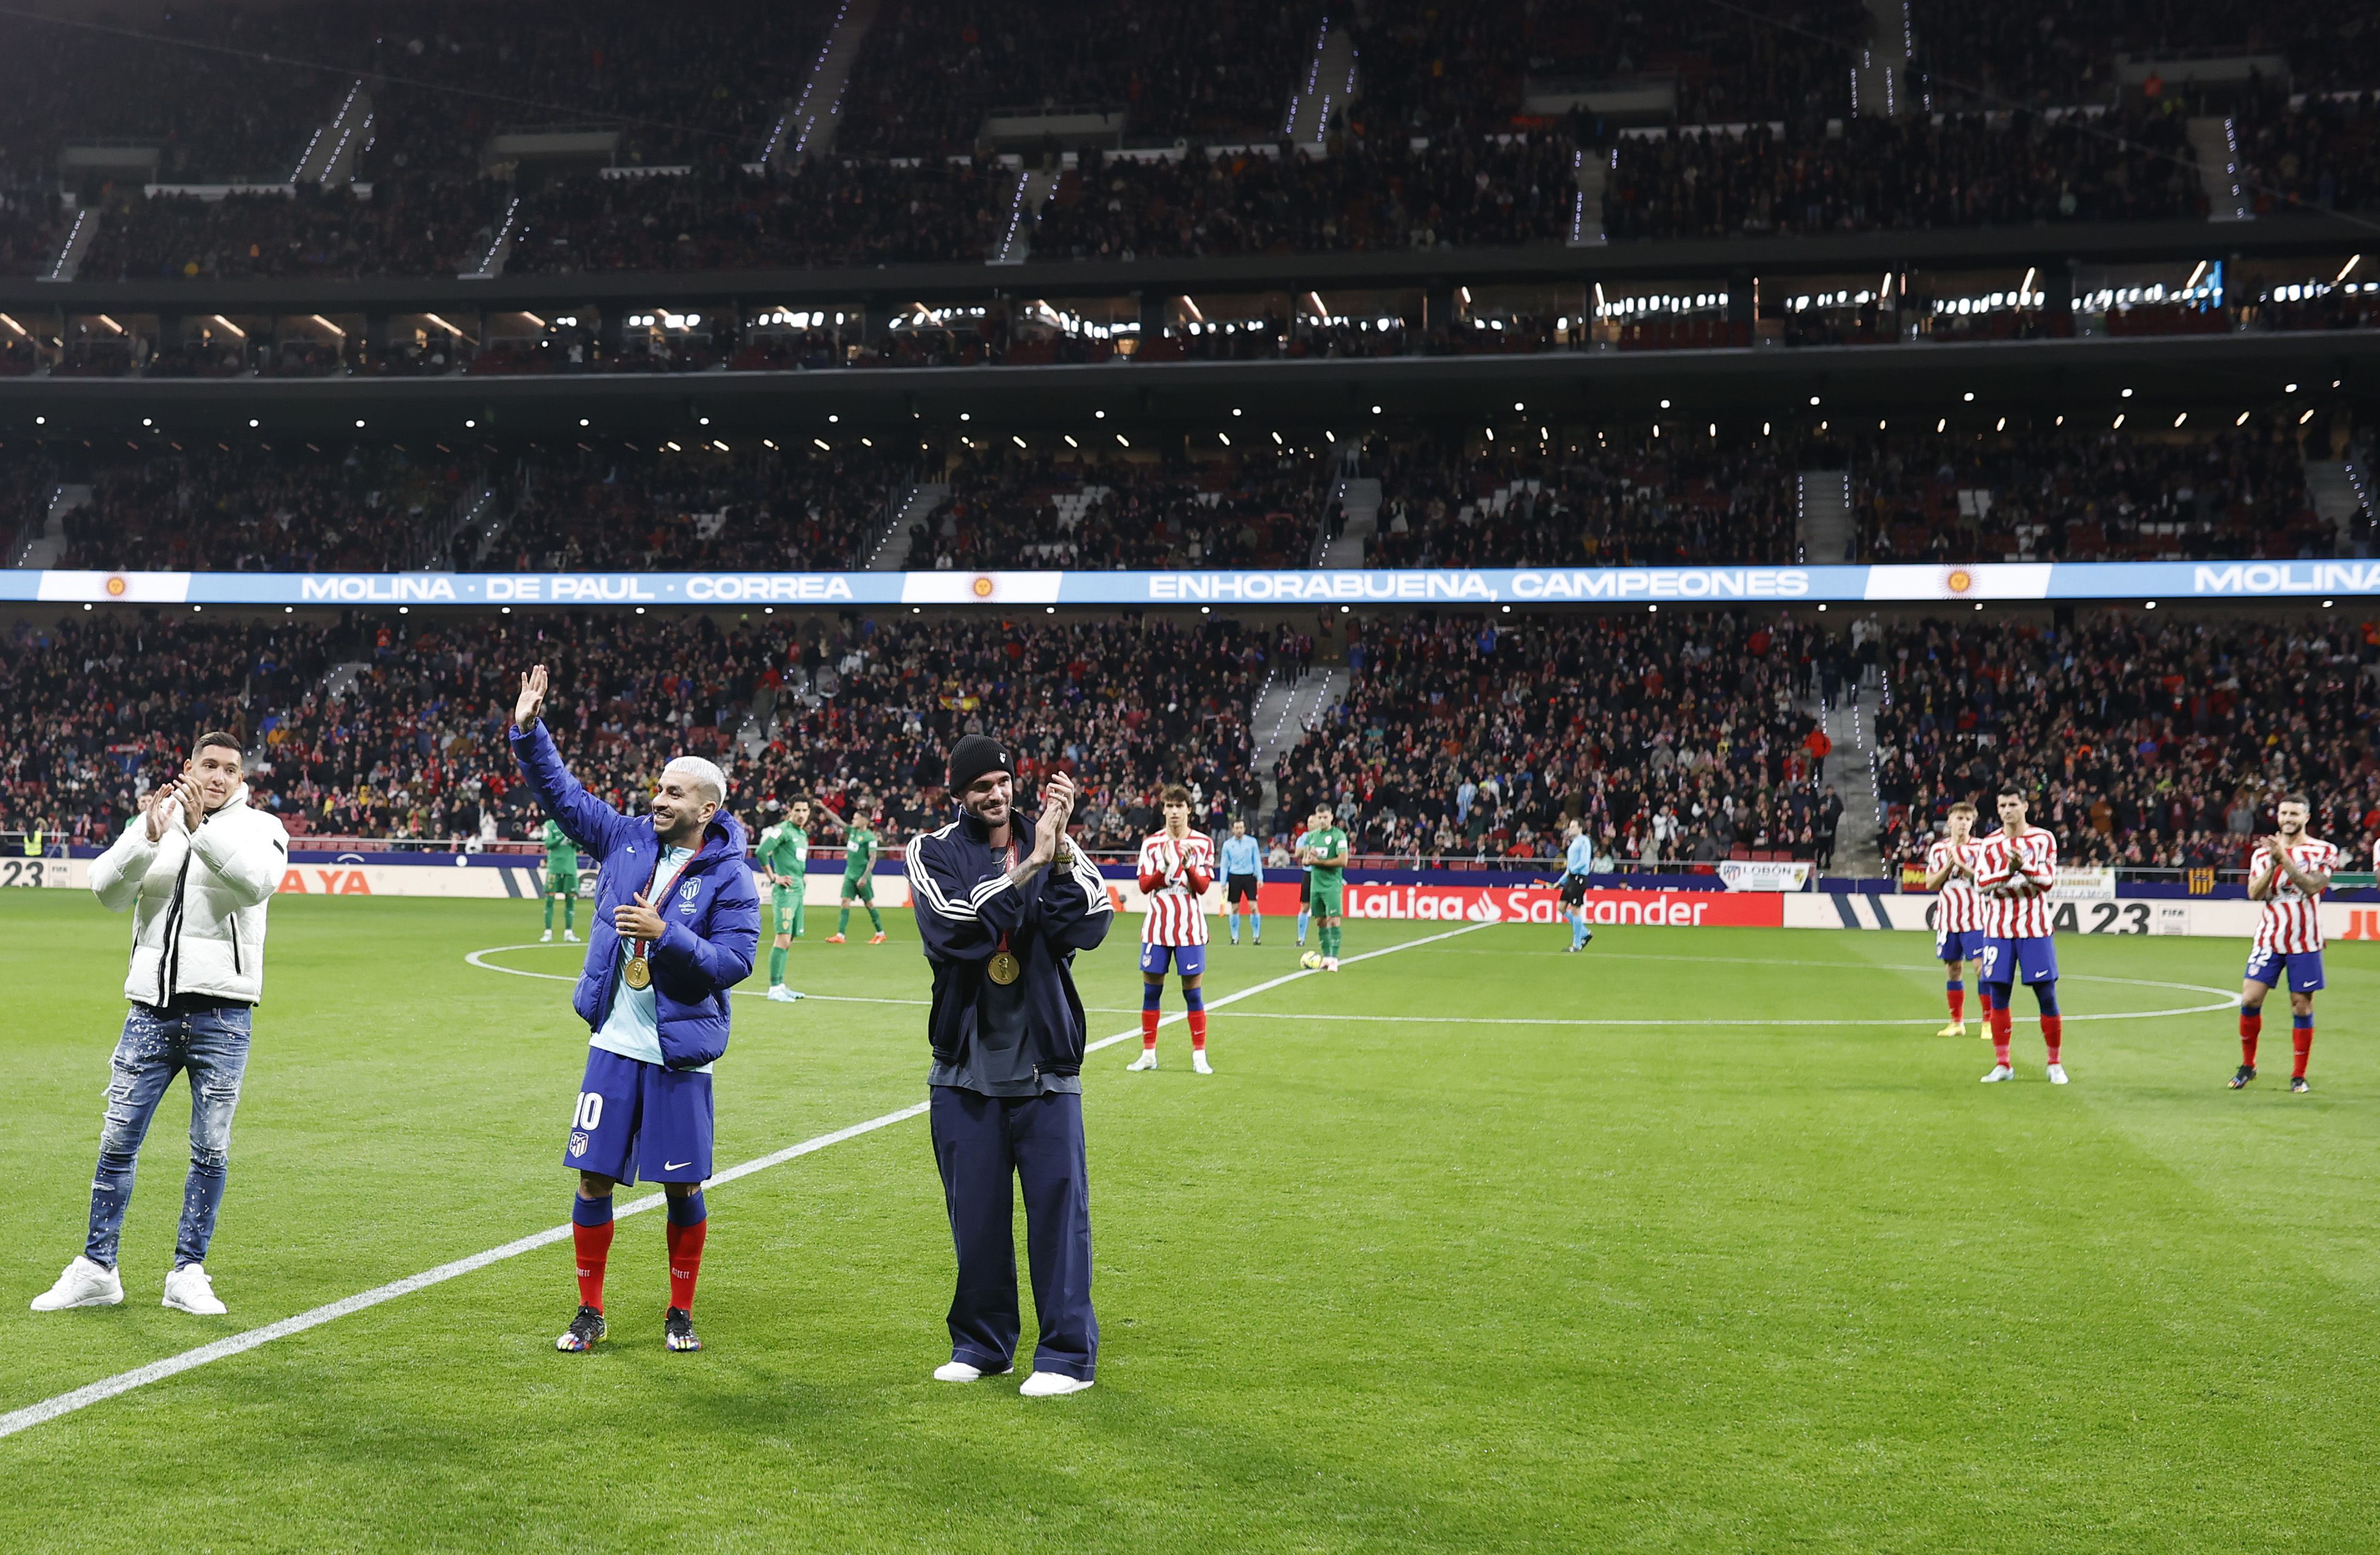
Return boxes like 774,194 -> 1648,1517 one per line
906,734 -> 1114,1396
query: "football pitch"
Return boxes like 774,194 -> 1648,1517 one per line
3,893 -> 2378,1553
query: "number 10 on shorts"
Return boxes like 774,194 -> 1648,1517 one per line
573,1091 -> 604,1131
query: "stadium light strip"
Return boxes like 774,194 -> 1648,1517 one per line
0,924 -> 1489,1442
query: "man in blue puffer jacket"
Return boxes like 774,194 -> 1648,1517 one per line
509,664 -> 759,1357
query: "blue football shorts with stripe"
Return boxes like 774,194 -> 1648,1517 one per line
1139,942 -> 1206,978
1978,935 -> 2058,986
2244,947 -> 2325,994
1934,927 -> 1985,963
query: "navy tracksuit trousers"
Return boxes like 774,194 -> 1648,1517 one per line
929,1086 -> 1098,1381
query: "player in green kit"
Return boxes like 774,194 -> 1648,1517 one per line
828,808 -> 886,944
540,818 -> 581,942
1299,805 -> 1351,971
754,798 -> 812,1002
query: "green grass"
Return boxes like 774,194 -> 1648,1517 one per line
2,892 -> 2378,1552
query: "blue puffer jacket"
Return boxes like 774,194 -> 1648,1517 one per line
511,719 -> 759,1069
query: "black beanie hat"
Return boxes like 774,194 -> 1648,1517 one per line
947,733 -> 1013,792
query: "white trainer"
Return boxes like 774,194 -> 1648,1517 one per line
161,1263 -> 227,1316
1191,1051 -> 1213,1075
1323,958 -> 1340,972
766,986 -> 805,1002
933,1360 -> 1012,1382
1126,1051 -> 1158,1071
539,929 -> 554,943
1981,1064 -> 2014,1083
31,1256 -> 123,1311
564,930 -> 581,943
2046,1063 -> 2069,1085
1019,1371 -> 1094,1398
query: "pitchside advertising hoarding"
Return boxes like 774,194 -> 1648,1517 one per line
12,560 -> 2380,608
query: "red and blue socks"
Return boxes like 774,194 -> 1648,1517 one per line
2292,1013 -> 2314,1081
2239,1006 -> 2262,1067
1141,982 -> 1162,1052
1945,978 -> 1965,1026
2034,983 -> 2061,1066
1184,986 -> 1207,1053
1984,984 -> 2013,1066
666,1190 -> 707,1314
571,1192 -> 614,1312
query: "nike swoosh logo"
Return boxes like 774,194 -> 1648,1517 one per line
664,1161 -> 692,1171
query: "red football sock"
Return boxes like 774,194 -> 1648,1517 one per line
2292,1022 -> 2313,1081
1141,1008 -> 1160,1051
1947,986 -> 1966,1024
1188,1008 -> 1208,1051
572,1219 -> 614,1313
666,1218 -> 707,1313
2239,1011 -> 2261,1066
2040,1014 -> 2062,1066
1991,1007 -> 2012,1068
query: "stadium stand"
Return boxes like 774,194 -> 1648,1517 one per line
910,450 -> 1330,570
1874,612 -> 2380,869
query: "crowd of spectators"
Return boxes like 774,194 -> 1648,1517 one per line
838,0 -> 1318,158
0,609 -> 1272,862
1914,0 -> 2380,109
79,181 -> 502,281
1522,0 -> 1867,128
486,445 -> 896,572
1,183 -> 65,276
1876,613 -> 2380,871
1602,107 -> 2203,242
1032,130 -> 1578,259
1276,611 -> 1844,868
912,450 -> 1328,570
1851,426 -> 2331,562
2232,89 -> 2380,216
1367,437 -> 1805,568
503,158 -> 1009,273
54,442 -> 489,572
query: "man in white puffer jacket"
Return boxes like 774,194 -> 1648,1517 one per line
32,731 -> 288,1318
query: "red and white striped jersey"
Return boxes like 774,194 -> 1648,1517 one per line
1926,838 -> 1982,933
1137,829 -> 1214,946
1974,826 -> 2059,938
2252,836 -> 2339,954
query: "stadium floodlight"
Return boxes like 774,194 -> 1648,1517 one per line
1271,432 -> 1282,446
249,418 -> 260,428
2286,382 -> 2299,392
959,412 -> 971,421
2121,388 -> 2134,399
2114,414 -> 2126,429
1501,605 -> 1511,614
1094,409 -> 1106,418
814,438 -> 831,451
1232,407 -> 1242,417
1660,399 -> 1671,409
142,418 -> 152,427
33,415 -> 43,424
2173,412 -> 2187,428
1117,435 -> 1130,448
1371,405 -> 1382,414
2145,601 -> 2158,610
1219,432 -> 1231,446
1808,396 -> 1820,406
1064,435 -> 1079,448
1962,392 -> 1974,402
579,418 -> 589,428
1996,417 -> 2006,431
2235,411 -> 2251,426
1012,436 -> 1027,449
1513,401 -> 1524,411
2299,409 -> 2316,425
465,419 -> 476,428
828,414 -> 839,422
1936,418 -> 1946,432
2324,599 -> 2336,608
355,419 -> 366,428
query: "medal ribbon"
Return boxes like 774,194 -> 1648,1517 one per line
633,848 -> 694,966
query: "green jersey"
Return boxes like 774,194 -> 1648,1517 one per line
755,822 -> 809,884
842,824 -> 879,878
541,819 -> 579,875
1304,826 -> 1350,886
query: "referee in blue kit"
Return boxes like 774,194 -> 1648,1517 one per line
906,734 -> 1114,1396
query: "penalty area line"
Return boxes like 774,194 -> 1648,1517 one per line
0,922 -> 1485,1444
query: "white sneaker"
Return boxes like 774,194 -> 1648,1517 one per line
1981,1064 -> 2014,1083
1192,1051 -> 1213,1075
31,1256 -> 122,1311
1126,1051 -> 1158,1071
2046,1063 -> 2069,1085
1323,958 -> 1340,972
564,930 -> 581,943
161,1263 -> 227,1316
1019,1371 -> 1094,1398
933,1359 -> 1013,1382
539,929 -> 554,943
766,985 -> 805,1002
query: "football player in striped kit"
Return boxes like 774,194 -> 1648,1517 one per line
1923,801 -> 1985,1038
1127,785 -> 1216,1074
2232,793 -> 2336,1094
1974,784 -> 2066,1085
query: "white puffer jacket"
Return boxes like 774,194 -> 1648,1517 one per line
90,784 -> 289,1007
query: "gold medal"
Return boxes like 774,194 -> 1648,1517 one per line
623,956 -> 652,990
988,950 -> 1021,985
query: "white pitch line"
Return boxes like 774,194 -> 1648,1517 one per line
1,921 -> 1487,1444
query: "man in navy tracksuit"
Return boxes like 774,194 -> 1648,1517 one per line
907,734 -> 1113,1397
510,664 -> 759,1357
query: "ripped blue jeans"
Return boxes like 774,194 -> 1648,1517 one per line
84,1002 -> 252,1271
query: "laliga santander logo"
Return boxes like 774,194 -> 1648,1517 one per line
1464,892 -> 1504,922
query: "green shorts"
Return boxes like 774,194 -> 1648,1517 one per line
1309,880 -> 1344,919
842,871 -> 874,902
771,889 -> 804,935
545,869 -> 579,896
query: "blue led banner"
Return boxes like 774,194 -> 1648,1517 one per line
8,561 -> 2380,608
